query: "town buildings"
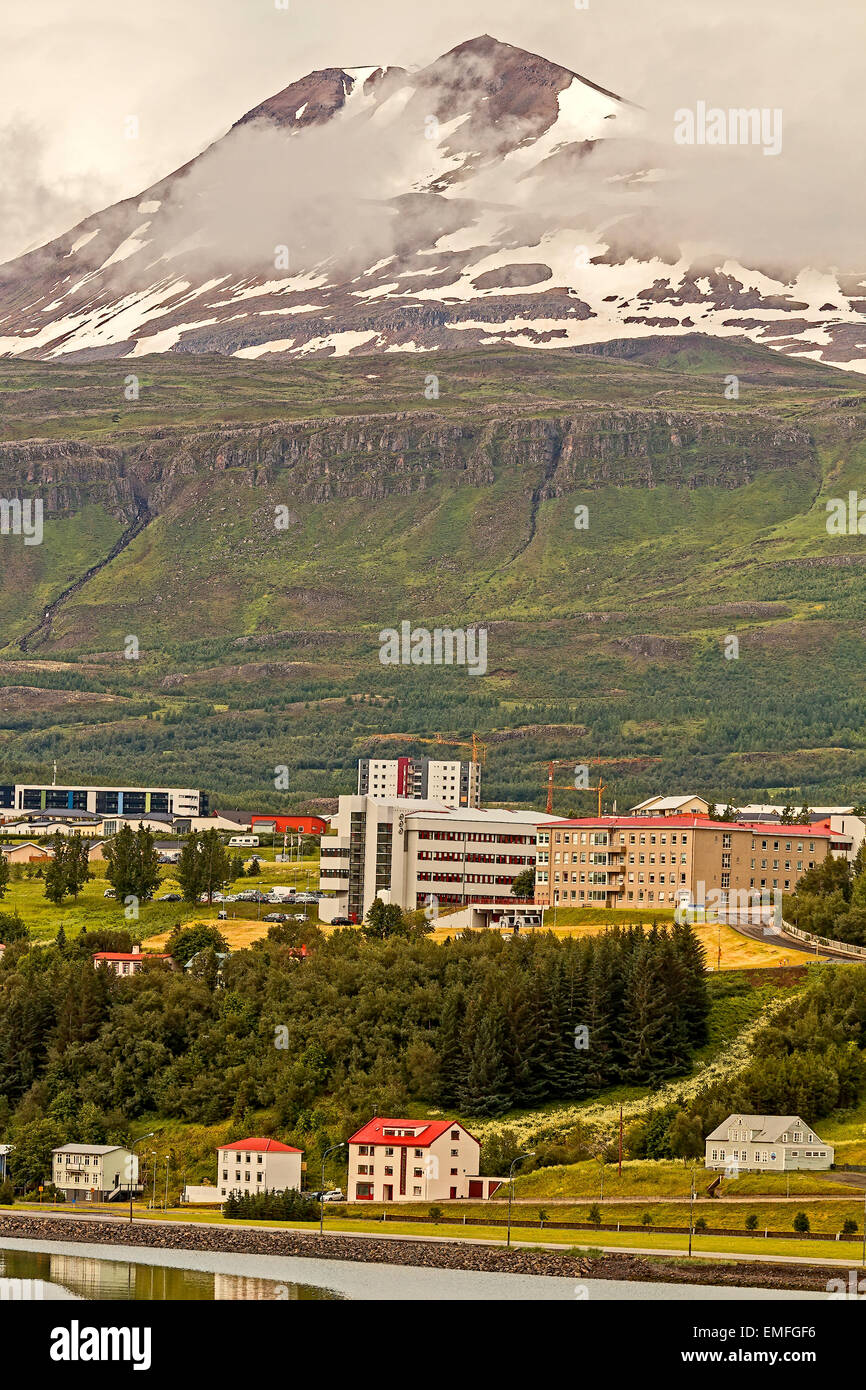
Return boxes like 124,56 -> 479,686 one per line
51,1144 -> 140,1202
92,948 -> 173,976
630,794 -> 711,817
0,781 -> 205,817
249,814 -> 329,836
347,1117 -> 501,1202
358,757 -> 481,809
534,815 -> 835,911
217,1138 -> 303,1199
319,795 -> 556,922
705,1116 -> 834,1171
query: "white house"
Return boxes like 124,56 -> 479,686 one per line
217,1137 -> 303,1199
630,795 -> 711,817
51,1144 -> 140,1202
348,1116 -> 502,1202
705,1115 -> 834,1172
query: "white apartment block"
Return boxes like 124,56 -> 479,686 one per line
0,781 -> 204,817
705,1115 -> 834,1172
217,1138 -> 303,1198
319,795 -> 557,922
358,757 -> 481,809
51,1144 -> 139,1202
348,1117 -> 501,1202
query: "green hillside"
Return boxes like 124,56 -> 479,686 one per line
1,338 -> 865,810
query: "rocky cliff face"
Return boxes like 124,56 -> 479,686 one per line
0,407 -> 818,525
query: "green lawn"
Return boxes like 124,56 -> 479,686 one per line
2,853 -> 322,943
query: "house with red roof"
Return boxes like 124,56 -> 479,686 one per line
217,1137 -> 303,1199
348,1117 -> 501,1202
92,947 -> 173,976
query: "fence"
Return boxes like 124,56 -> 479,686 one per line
782,920 -> 866,960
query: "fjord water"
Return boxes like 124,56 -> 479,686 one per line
0,1247 -> 341,1300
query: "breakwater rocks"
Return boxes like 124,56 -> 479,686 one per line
0,1213 -> 839,1291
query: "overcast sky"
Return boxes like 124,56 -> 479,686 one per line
2,0 -> 864,262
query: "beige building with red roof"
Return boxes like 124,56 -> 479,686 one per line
348,1117 -> 501,1203
535,814 -> 834,913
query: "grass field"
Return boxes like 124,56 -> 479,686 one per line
2,853 -> 323,943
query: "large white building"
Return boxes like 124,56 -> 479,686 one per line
217,1137 -> 303,1198
0,781 -> 205,817
705,1115 -> 834,1172
319,795 -> 556,923
358,757 -> 481,809
348,1117 -> 502,1202
51,1144 -> 140,1203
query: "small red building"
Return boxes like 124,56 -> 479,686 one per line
249,814 -> 329,835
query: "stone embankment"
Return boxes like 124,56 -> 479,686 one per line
0,1213 -> 843,1292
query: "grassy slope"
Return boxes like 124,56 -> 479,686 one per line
0,343 -> 865,810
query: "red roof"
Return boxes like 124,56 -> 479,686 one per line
220,1137 -> 302,1154
543,815 -> 834,837
349,1117 -> 475,1148
92,952 -> 171,962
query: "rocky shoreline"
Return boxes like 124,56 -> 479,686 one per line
0,1213 -> 844,1293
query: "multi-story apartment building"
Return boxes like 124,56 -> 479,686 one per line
217,1138 -> 303,1199
348,1117 -> 501,1202
51,1144 -> 140,1202
357,757 -> 481,809
534,815 -> 835,911
0,781 -> 205,817
319,795 -> 556,922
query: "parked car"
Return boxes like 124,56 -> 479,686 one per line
322,1189 -> 344,1203
158,893 -> 182,902
330,916 -> 352,926
217,909 -> 228,920
103,888 -> 115,898
263,912 -> 288,923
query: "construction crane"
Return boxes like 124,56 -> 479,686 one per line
546,762 -> 607,816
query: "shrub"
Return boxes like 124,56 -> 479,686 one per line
745,1213 -> 758,1231
428,1205 -> 443,1224
792,1211 -> 810,1234
222,1188 -> 319,1222
641,1211 -> 653,1226
0,1180 -> 14,1206
694,1215 -> 707,1232
841,1218 -> 858,1235
588,1203 -> 602,1226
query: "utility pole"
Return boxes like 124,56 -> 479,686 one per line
688,1166 -> 696,1257
618,1106 -> 623,1179
164,1155 -> 170,1210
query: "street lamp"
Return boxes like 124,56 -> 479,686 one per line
688,1164 -> 696,1257
507,1152 -> 535,1248
320,1143 -> 347,1236
129,1133 -> 154,1224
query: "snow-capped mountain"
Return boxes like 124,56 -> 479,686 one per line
1,35 -> 864,369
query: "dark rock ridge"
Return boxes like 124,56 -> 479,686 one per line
0,407 -> 818,526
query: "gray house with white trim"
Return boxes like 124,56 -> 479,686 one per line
705,1115 -> 833,1172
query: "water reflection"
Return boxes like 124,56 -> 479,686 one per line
0,1248 -> 342,1300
